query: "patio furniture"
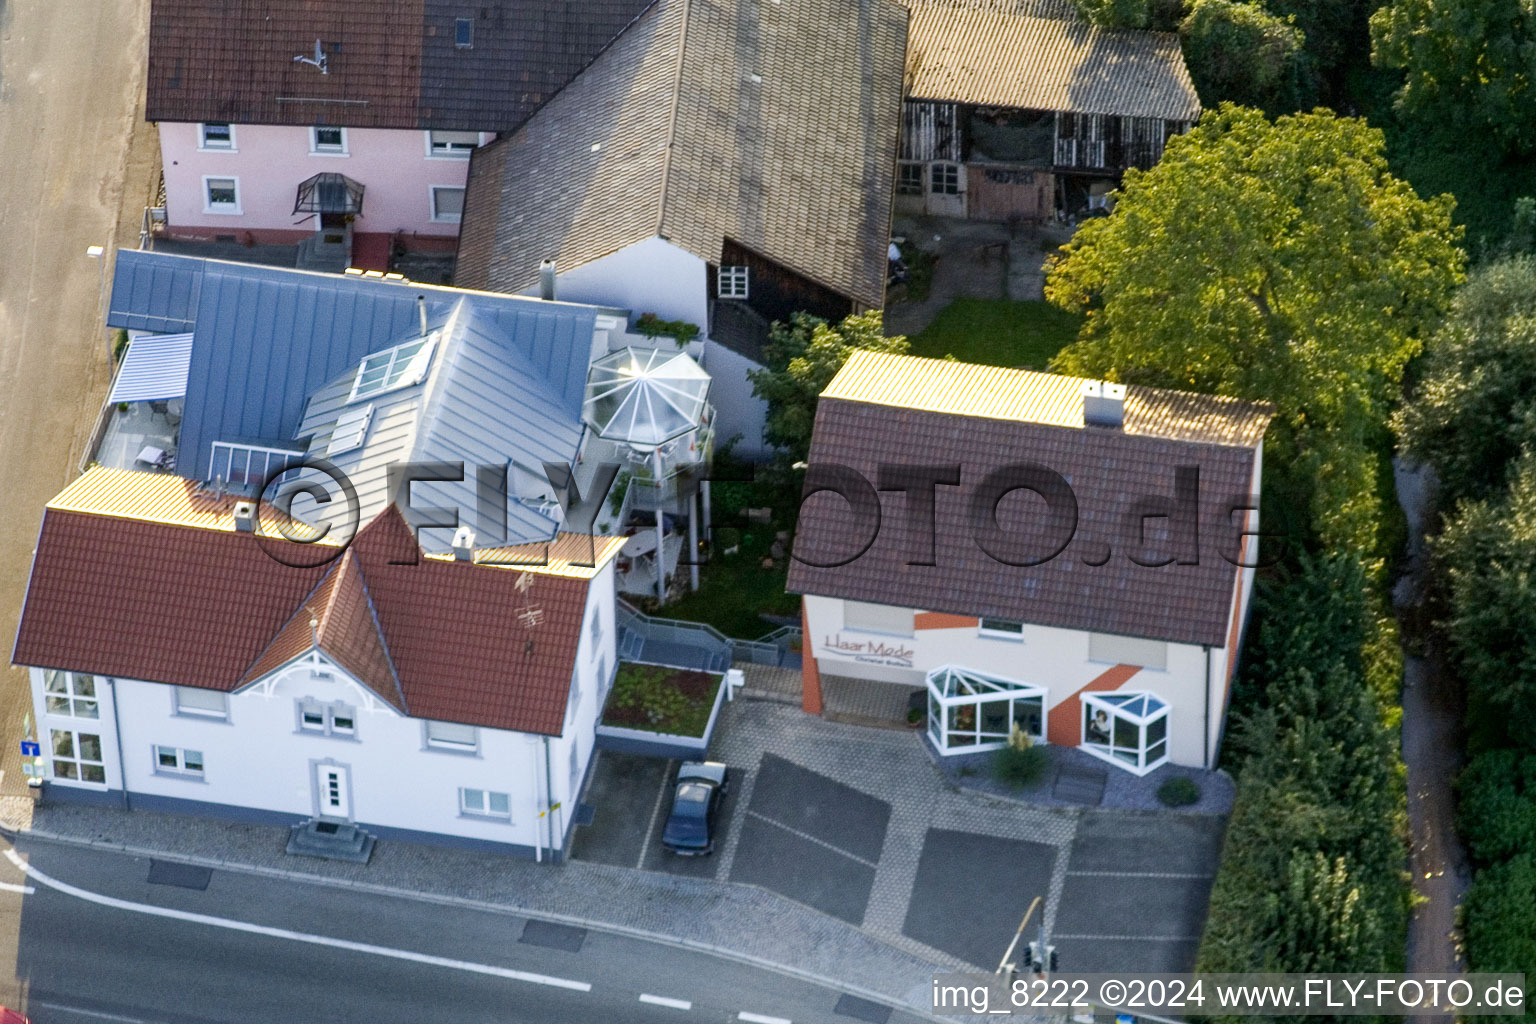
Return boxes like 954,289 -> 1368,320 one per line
136,445 -> 176,472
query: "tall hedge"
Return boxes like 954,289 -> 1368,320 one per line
1198,554 -> 1408,985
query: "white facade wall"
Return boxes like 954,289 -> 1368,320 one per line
802,594 -> 1221,769
701,339 -> 772,459
538,237 -> 710,330
29,562 -> 618,857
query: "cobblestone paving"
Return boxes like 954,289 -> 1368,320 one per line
709,700 -> 1080,969
820,672 -> 916,727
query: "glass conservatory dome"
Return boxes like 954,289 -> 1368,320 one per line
582,347 -> 711,447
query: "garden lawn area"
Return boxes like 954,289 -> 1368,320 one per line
655,555 -> 799,640
602,663 -> 723,737
907,298 -> 1081,370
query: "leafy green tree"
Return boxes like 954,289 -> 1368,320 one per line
1435,454 -> 1536,745
1180,0 -> 1305,111
1462,854 -> 1536,1004
1071,0 -> 1149,28
748,311 -> 908,464
1046,105 -> 1464,555
1266,851 -> 1387,972
1395,256 -> 1536,508
1458,749 -> 1536,865
1370,0 -> 1536,155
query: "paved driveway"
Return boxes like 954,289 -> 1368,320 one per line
573,702 -> 1226,973
1052,812 -> 1225,972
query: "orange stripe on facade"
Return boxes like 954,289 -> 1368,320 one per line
801,599 -> 824,715
1047,663 -> 1141,747
914,612 -> 980,631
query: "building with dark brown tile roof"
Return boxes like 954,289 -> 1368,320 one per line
15,467 -> 628,858
789,352 -> 1272,776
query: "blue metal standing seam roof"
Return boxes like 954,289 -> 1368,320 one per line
106,251 -> 601,483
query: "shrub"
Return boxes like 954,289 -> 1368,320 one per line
1457,749 -> 1536,866
634,313 -> 700,346
994,726 -> 1050,789
1157,776 -> 1201,807
1462,853 -> 1536,1009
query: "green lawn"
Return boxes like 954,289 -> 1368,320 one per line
907,298 -> 1082,370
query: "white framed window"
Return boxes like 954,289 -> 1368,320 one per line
44,671 -> 99,719
155,745 -> 205,776
427,130 -> 480,157
425,720 -> 478,753
842,600 -> 913,637
455,17 -> 474,47
198,122 -> 235,151
203,176 -> 241,214
174,686 -> 228,720
897,162 -> 924,195
926,665 -> 1045,754
589,610 -> 603,649
50,729 -> 106,784
327,403 -> 376,456
348,333 -> 437,402
978,617 -> 1025,640
1087,632 -> 1168,671
931,162 -> 960,195
309,126 -> 348,155
717,265 -> 749,299
297,700 -> 357,738
459,787 -> 511,820
430,185 -> 465,222
208,442 -> 303,490
1082,691 -> 1169,775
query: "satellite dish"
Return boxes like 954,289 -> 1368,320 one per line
293,39 -> 328,74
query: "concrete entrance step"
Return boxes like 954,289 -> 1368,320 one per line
286,817 -> 376,863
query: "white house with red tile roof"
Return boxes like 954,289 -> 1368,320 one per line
14,467 -> 626,859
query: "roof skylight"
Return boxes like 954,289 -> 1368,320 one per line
348,332 -> 438,403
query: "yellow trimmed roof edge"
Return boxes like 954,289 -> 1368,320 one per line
823,350 -> 1274,448
50,467 -> 625,578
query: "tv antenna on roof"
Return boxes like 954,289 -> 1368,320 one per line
293,39 -> 328,74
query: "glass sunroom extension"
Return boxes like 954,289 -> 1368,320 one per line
1081,691 -> 1169,775
926,665 -> 1045,754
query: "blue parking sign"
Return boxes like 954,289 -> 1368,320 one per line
20,740 -> 39,757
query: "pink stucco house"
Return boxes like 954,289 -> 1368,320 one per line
146,0 -> 653,263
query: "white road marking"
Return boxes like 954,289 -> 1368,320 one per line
639,993 -> 693,1010
3,849 -> 591,992
0,881 -> 35,894
738,1012 -> 792,1024
1065,870 -> 1212,880
743,811 -> 879,870
637,766 -> 674,868
30,1002 -> 150,1023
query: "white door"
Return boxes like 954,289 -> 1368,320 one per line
315,763 -> 351,819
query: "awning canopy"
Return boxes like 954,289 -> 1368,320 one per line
293,172 -> 365,216
107,332 -> 194,403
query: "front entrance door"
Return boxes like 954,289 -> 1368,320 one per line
315,763 -> 351,819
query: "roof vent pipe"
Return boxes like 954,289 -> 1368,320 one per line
1081,380 -> 1126,429
233,501 -> 258,533
417,294 -> 428,336
451,524 -> 476,561
538,259 -> 557,301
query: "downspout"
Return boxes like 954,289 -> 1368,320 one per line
108,677 -> 130,810
532,740 -> 543,863
1202,645 -> 1212,769
543,736 -> 557,861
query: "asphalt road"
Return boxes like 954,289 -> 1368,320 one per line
3,838 -> 930,1024
0,0 -> 153,801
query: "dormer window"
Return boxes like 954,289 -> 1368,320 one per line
347,333 -> 438,402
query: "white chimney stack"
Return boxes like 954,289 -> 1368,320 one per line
417,294 -> 428,336
451,524 -> 476,561
1081,380 -> 1126,429
233,501 -> 258,533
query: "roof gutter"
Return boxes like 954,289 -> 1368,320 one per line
1202,643 -> 1211,769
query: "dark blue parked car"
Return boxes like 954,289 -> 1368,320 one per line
661,761 -> 729,855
